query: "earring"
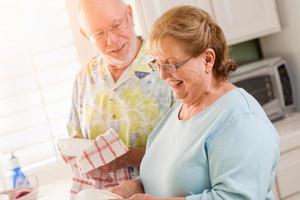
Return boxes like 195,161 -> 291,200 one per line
204,60 -> 209,73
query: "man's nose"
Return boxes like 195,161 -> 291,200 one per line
105,30 -> 119,46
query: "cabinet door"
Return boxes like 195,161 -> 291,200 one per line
211,0 -> 280,45
272,183 -> 280,200
276,148 -> 300,199
286,193 -> 300,200
135,0 -> 213,37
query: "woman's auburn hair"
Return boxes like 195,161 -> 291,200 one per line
149,5 -> 237,79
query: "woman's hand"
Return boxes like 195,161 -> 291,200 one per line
123,193 -> 158,200
123,195 -> 185,200
110,179 -> 144,198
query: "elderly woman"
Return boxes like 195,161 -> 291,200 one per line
111,5 -> 279,200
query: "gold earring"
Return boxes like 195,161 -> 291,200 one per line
204,59 -> 210,74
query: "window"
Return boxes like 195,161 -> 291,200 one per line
0,0 -> 80,188
0,0 -> 145,190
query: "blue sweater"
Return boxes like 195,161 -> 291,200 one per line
140,88 -> 279,200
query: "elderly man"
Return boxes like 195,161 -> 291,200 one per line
63,0 -> 173,197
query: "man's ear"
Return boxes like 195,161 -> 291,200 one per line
127,5 -> 135,26
127,5 -> 133,18
203,48 -> 215,73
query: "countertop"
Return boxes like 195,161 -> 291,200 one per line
38,179 -> 71,200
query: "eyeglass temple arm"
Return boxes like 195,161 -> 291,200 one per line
79,28 -> 88,38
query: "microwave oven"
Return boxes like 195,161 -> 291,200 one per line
230,57 -> 295,122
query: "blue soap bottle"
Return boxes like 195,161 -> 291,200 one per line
10,153 -> 30,189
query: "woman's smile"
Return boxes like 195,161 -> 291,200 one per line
168,80 -> 184,88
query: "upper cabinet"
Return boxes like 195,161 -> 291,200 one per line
134,0 -> 213,37
134,0 -> 280,45
211,0 -> 281,45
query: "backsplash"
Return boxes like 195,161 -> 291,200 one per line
229,39 -> 262,66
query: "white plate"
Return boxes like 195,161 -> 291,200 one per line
56,138 -> 93,157
75,189 -> 122,200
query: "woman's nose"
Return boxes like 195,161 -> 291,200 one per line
159,69 -> 170,80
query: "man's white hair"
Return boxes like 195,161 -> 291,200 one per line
77,0 -> 127,13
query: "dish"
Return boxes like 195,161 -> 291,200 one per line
13,187 -> 38,200
56,138 -> 93,157
75,189 -> 122,200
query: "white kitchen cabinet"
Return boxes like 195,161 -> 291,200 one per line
273,112 -> 300,200
286,193 -> 300,200
272,183 -> 280,200
276,148 -> 300,199
134,0 -> 280,44
211,0 -> 281,45
134,0 -> 213,37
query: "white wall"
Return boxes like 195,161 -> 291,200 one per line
260,0 -> 300,110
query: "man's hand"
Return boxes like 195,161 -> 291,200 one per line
99,147 -> 145,174
110,179 -> 144,199
59,131 -> 83,163
58,147 -> 76,164
70,132 -> 83,139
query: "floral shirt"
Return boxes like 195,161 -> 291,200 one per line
67,41 -> 173,147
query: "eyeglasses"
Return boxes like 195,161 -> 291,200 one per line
82,9 -> 129,44
148,56 -> 193,73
